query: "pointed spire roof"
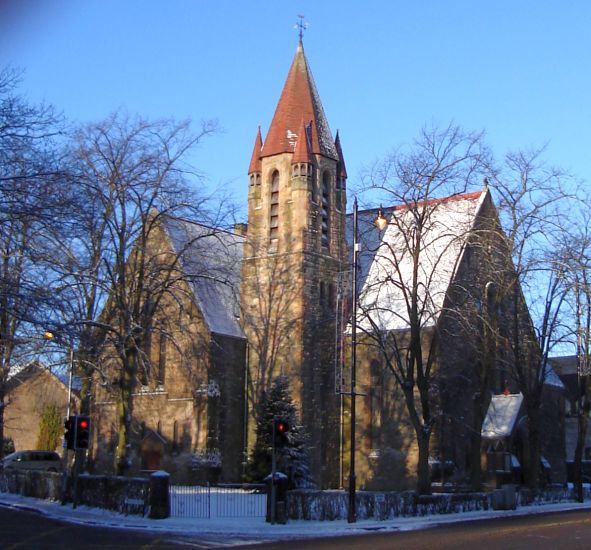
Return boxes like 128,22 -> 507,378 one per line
334,130 -> 347,179
261,41 -> 338,160
292,119 -> 313,164
248,126 -> 263,174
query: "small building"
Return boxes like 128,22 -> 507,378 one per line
5,361 -> 78,453
550,355 -> 591,461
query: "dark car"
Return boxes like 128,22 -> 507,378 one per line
0,450 -> 62,472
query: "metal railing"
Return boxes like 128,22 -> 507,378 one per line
169,483 -> 266,518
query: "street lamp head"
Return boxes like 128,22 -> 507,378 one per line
374,206 -> 388,231
43,330 -> 55,340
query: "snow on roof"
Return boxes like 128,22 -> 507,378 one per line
163,217 -> 245,339
481,392 -> 524,439
6,361 -> 29,381
355,192 -> 486,332
7,360 -> 75,392
543,362 -> 565,390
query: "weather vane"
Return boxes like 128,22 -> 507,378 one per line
294,15 -> 308,41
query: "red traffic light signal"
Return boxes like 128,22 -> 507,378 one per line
74,415 -> 91,450
273,416 -> 290,446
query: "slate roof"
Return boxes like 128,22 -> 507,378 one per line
549,355 -> 584,399
481,392 -> 524,439
352,191 -> 488,332
543,363 -> 566,390
162,217 -> 245,339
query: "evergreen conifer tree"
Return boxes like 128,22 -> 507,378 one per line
246,376 -> 314,488
36,403 -> 63,451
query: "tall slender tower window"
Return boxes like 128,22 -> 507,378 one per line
321,171 -> 330,248
157,322 -> 167,386
270,170 -> 280,243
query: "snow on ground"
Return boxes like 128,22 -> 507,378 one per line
2,492 -> 591,545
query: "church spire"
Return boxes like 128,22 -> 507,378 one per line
248,126 -> 263,175
291,118 -> 313,165
261,41 -> 338,160
334,130 -> 347,180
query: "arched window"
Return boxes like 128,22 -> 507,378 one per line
270,170 -> 280,243
157,322 -> 167,386
140,325 -> 152,386
321,172 -> 330,248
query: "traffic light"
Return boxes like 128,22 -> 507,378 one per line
74,415 -> 91,450
273,417 -> 290,447
64,416 -> 75,450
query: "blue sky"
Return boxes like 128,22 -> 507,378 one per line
2,1 -> 590,217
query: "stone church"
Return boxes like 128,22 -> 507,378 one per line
91,39 -> 565,488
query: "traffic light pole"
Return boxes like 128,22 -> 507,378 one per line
61,345 -> 74,504
271,417 -> 277,524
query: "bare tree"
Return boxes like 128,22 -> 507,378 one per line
0,67 -> 64,457
488,147 -> 574,490
240,238 -> 302,430
562,212 -> 591,501
50,112 -> 220,475
359,124 -> 490,494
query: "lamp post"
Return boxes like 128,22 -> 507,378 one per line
348,201 -> 389,524
43,329 -> 75,503
347,198 -> 359,523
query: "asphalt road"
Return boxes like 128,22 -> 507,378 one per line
1,505 -> 590,549
0,506 -> 251,549
245,509 -> 591,550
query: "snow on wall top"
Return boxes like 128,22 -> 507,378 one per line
481,392 -> 524,439
163,217 -> 245,339
355,192 -> 486,333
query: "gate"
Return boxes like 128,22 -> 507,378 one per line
169,483 -> 266,518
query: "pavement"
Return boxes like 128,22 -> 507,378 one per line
1,491 -> 591,543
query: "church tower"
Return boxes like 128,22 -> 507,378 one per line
241,39 -> 347,487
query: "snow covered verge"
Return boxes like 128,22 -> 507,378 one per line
1,491 -> 591,544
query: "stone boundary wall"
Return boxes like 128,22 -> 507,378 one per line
2,471 -> 589,521
0,470 -> 63,501
0,470 -> 149,515
287,486 -> 591,521
74,474 -> 149,514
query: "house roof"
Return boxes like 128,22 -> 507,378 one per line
481,392 -> 524,439
7,360 -> 74,394
162,217 -> 245,339
543,363 -> 566,390
549,355 -> 578,376
260,41 -> 338,160
549,355 -> 583,399
353,190 -> 488,332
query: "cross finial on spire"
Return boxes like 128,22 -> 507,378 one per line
295,15 -> 308,42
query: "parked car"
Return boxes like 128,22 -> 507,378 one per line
0,450 -> 62,472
